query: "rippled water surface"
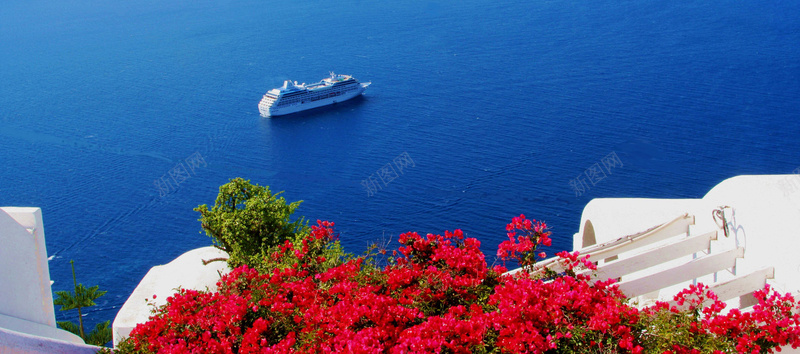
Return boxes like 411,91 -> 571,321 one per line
1,0 -> 798,328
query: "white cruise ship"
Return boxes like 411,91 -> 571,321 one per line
258,73 -> 371,117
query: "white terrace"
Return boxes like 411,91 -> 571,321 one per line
508,175 -> 800,353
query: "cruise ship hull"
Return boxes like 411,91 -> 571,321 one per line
259,83 -> 368,118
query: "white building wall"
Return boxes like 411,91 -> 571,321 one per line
0,206 -> 96,352
572,176 -> 800,353
0,207 -> 56,327
703,175 -> 800,296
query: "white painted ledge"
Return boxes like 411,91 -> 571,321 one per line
0,314 -> 84,345
112,246 -> 229,346
0,327 -> 99,354
1,206 -> 96,352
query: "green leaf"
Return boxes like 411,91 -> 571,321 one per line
75,284 -> 107,306
53,290 -> 80,311
55,284 -> 106,311
57,321 -> 81,337
85,321 -> 113,347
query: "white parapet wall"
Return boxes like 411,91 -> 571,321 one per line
702,175 -> 800,296
574,175 -> 800,301
0,207 -> 97,353
112,246 -> 230,346
572,175 -> 800,353
0,327 -> 99,354
0,207 -> 56,328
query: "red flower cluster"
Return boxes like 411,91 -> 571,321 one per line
497,214 -> 551,270
124,217 -> 800,353
650,283 -> 800,354
488,250 -> 640,353
130,288 -> 249,353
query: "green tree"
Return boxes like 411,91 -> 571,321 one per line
195,178 -> 311,269
53,260 -> 112,346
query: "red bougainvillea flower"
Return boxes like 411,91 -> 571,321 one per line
125,216 -> 800,354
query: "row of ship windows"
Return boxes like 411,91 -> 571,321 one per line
282,87 -> 355,100
275,88 -> 357,106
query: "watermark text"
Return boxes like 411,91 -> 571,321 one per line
361,152 -> 415,197
154,152 -> 207,197
569,151 -> 623,197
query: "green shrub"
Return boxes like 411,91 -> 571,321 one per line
195,178 -> 350,273
194,178 -> 310,269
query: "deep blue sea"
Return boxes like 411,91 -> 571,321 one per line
1,0 -> 799,331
